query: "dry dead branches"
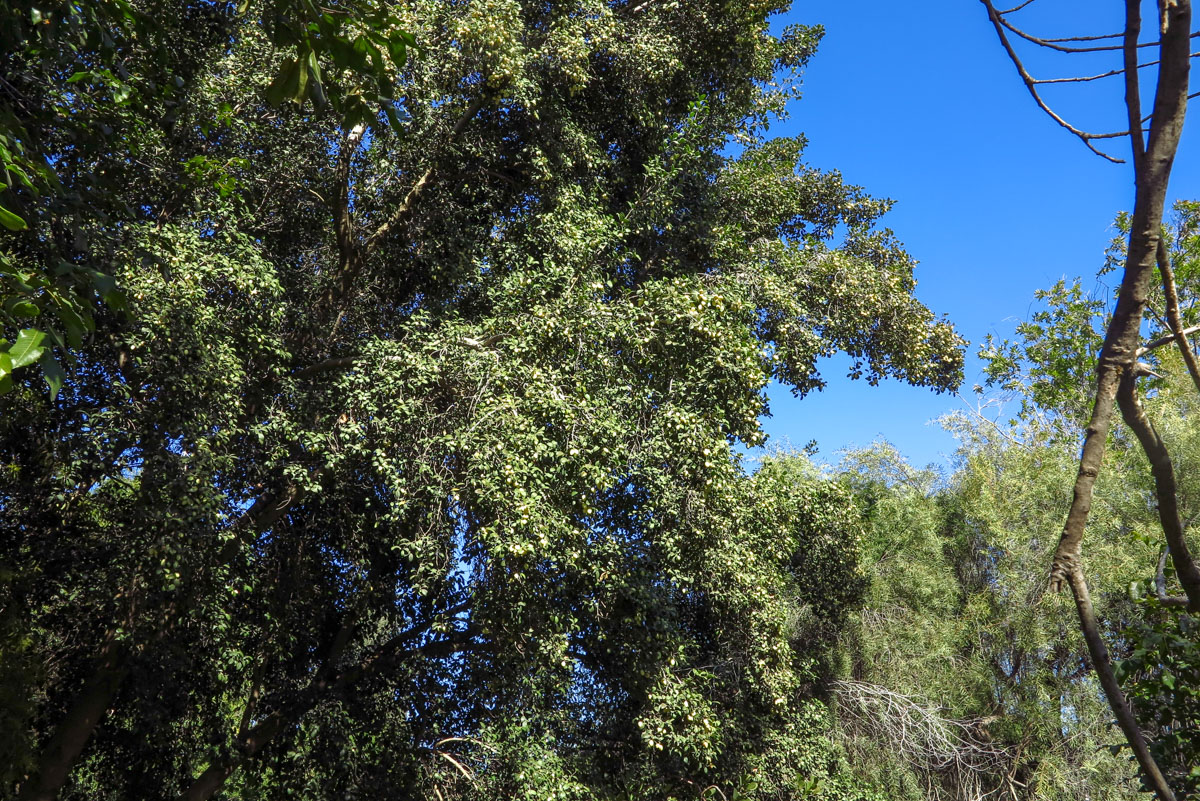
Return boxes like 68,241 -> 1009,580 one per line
832,681 -> 1016,801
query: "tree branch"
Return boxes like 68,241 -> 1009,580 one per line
362,94 -> 487,257
1158,237 -> 1200,391
1137,323 -> 1200,355
979,0 -> 1128,162
1155,546 -> 1192,607
1127,1 -> 1148,167
16,637 -> 130,801
1118,367 -> 1200,611
292,355 -> 360,379
319,94 -> 489,342
1037,1 -> 1193,795
1064,568 -> 1176,800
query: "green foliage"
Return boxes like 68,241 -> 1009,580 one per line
887,204 -> 1200,799
0,0 -> 412,395
832,440 -> 1148,801
1117,596 -> 1200,797
977,278 -> 1105,435
1,1 -> 965,799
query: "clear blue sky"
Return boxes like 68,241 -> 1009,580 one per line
757,0 -> 1199,469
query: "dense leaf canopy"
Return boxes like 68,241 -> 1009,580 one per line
1,1 -> 965,799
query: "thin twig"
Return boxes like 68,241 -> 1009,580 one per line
1031,53 -> 1178,84
998,0 -> 1038,14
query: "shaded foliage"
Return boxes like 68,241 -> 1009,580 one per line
1,2 -> 962,800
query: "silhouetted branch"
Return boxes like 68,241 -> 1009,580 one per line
981,0 -> 1129,161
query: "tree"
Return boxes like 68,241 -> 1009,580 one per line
977,205 -> 1200,797
2,1 -> 963,800
831,442 -> 1147,801
0,0 -> 414,395
980,1 -> 1195,796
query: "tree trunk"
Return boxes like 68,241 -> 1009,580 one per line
1046,2 -> 1192,797
17,638 -> 129,801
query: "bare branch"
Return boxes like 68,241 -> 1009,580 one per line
1066,570 -> 1176,800
1127,0 -> 1148,163
995,18 -> 1198,54
1033,0 -> 1194,794
318,94 -> 490,343
997,14 -> 1142,53
333,124 -> 367,273
1032,50 -> 1198,85
363,94 -> 488,257
1118,368 -> 1200,610
979,0 -> 1128,162
1156,547 -> 1192,607
833,680 -> 1015,800
1159,237 -> 1200,391
293,355 -> 360,379
952,393 -> 1033,451
997,0 -> 1038,14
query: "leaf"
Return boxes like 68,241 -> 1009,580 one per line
0,205 -> 27,231
8,300 -> 40,318
10,328 -> 46,369
291,50 -> 311,104
384,104 -> 403,130
53,300 -> 90,348
265,58 -> 301,106
307,50 -> 326,107
387,38 -> 407,70
39,352 -> 65,401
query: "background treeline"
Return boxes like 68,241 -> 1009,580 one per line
1,0 -> 1196,798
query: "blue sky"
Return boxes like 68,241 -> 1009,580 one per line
757,0 -> 1200,469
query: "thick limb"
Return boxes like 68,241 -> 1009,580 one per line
1118,367 -> 1200,610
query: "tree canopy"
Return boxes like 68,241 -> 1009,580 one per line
1,1 -> 964,800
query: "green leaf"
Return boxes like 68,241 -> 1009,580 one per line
387,39 -> 407,70
0,205 -> 27,231
10,328 -> 46,369
8,300 -> 40,318
53,300 -> 90,348
291,50 -> 311,104
265,58 -> 301,106
39,352 -> 65,401
307,50 -> 327,108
